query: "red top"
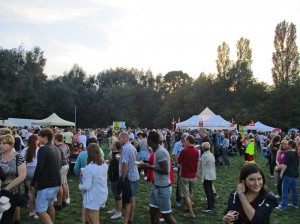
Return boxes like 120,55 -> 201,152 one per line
146,152 -> 174,184
177,146 -> 199,178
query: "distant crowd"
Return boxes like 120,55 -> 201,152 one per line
0,125 -> 299,224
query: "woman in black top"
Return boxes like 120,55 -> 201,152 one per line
277,140 -> 299,210
223,164 -> 277,224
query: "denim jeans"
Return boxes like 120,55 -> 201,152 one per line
276,172 -> 283,196
280,175 -> 298,208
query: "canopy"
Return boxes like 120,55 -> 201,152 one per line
0,119 -> 15,127
289,128 -> 299,132
246,121 -> 273,132
176,107 -> 230,130
32,113 -> 75,126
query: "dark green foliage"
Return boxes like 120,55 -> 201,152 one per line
1,19 -> 299,130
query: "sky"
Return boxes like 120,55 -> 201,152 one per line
0,0 -> 299,84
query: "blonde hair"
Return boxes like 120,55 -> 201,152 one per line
0,128 -> 12,136
0,134 -> 15,146
202,142 -> 211,151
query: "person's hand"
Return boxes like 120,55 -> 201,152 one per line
139,163 -> 152,170
237,181 -> 246,194
223,213 -> 235,223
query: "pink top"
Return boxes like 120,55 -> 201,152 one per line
277,149 -> 287,165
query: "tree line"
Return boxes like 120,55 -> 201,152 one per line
0,21 -> 299,131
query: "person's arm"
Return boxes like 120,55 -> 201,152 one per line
139,160 -> 168,175
280,164 -> 287,179
4,162 -> 26,191
236,182 -> 256,221
275,150 -> 280,166
79,166 -> 92,191
74,154 -> 82,176
121,163 -> 128,181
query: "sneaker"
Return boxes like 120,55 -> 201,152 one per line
201,195 -> 207,201
140,170 -> 145,176
175,201 -> 181,207
107,208 -> 116,214
276,205 -> 287,210
173,167 -> 178,172
159,218 -> 166,223
66,197 -> 70,204
29,211 -> 39,219
288,203 -> 298,209
214,193 -> 220,199
144,177 -> 147,180
202,207 -> 214,213
111,211 -> 122,219
275,194 -> 281,199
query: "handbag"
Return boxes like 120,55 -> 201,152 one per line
14,155 -> 29,207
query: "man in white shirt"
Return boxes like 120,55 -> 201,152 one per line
78,131 -> 87,148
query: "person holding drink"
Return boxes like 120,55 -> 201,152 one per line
223,163 -> 277,224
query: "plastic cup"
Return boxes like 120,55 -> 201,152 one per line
115,154 -> 120,160
228,210 -> 239,220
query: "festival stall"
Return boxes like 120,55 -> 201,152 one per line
32,113 -> 75,126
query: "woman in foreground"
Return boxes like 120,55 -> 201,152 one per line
223,163 -> 277,224
79,143 -> 108,224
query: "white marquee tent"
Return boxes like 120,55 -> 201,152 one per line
246,121 -> 273,132
32,113 -> 75,126
176,107 -> 231,130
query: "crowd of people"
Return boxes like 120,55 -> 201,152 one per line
0,125 -> 299,224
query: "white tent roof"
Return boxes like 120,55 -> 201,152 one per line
246,121 -> 273,132
32,113 -> 75,126
1,118 -> 40,127
176,108 -> 230,130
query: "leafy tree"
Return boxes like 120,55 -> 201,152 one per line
236,37 -> 252,64
162,71 -> 192,97
216,42 -> 233,80
272,20 -> 299,87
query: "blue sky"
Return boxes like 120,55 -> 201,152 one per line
0,0 -> 299,84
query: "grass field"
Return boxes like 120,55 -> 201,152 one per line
20,145 -> 300,224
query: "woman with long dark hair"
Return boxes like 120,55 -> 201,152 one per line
21,134 -> 39,219
223,164 -> 277,223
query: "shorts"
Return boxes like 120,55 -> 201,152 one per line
26,166 -> 36,180
130,180 -> 138,198
111,181 -> 121,201
36,187 -> 60,213
179,177 -> 197,197
60,164 -> 69,184
150,185 -> 172,214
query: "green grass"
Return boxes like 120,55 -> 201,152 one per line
20,145 -> 300,224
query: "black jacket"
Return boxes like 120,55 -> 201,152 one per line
31,142 -> 62,190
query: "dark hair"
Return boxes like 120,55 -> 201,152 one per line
272,135 -> 281,143
115,141 -> 121,150
87,137 -> 98,146
239,163 -> 267,192
78,143 -> 84,149
141,132 -> 147,138
186,135 -> 195,144
38,128 -> 53,141
54,133 -> 64,142
26,134 -> 39,163
148,131 -> 160,144
224,132 -> 229,139
288,140 -> 298,157
87,143 -> 103,165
